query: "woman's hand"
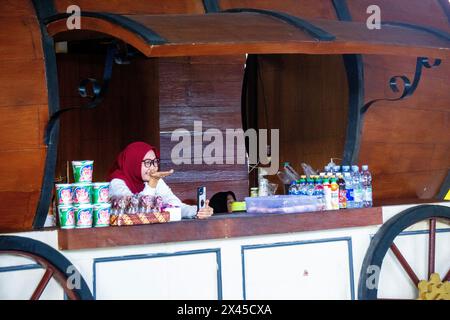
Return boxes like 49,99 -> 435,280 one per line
196,199 -> 214,219
148,169 -> 174,188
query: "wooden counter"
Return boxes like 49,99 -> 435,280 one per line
58,207 -> 382,250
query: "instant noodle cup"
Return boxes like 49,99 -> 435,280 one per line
72,160 -> 94,183
58,205 -> 75,229
92,182 -> 110,204
72,183 -> 92,204
74,204 -> 93,228
55,184 -> 73,205
93,204 -> 111,227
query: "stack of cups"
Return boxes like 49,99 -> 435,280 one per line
56,161 -> 111,229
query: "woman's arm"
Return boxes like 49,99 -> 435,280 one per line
109,179 -> 133,197
155,179 -> 198,219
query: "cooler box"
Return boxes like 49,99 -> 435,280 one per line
245,195 -> 325,214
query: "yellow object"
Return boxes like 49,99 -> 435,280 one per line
417,273 -> 450,300
444,189 -> 450,201
231,201 -> 246,212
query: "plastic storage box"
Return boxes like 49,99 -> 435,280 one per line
245,195 -> 325,214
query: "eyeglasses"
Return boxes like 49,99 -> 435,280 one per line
142,158 -> 160,168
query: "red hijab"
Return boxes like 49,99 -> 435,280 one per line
108,142 -> 160,194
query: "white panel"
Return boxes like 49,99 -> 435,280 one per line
377,230 -> 450,299
95,252 -> 219,300
243,240 -> 352,300
0,268 -> 64,300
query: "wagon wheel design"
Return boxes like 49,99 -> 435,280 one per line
0,236 -> 93,300
358,205 -> 450,300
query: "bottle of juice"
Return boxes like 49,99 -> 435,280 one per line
337,173 -> 347,209
322,178 -> 332,210
330,177 -> 340,210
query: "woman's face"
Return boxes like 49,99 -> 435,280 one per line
141,150 -> 159,181
226,194 -> 235,213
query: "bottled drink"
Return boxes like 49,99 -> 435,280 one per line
299,176 -> 307,195
288,181 -> 296,195
322,178 -> 332,210
330,177 -> 340,210
337,173 -> 347,209
333,166 -> 341,175
306,177 -> 315,196
352,165 -> 363,208
314,176 -> 324,198
344,171 -> 354,208
361,165 -> 373,207
283,162 -> 301,183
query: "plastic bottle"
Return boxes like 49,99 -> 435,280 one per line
351,165 -> 363,208
337,173 -> 347,209
330,178 -> 340,210
288,181 -> 296,195
299,176 -> 307,195
361,165 -> 373,207
333,166 -> 341,175
314,176 -> 324,198
344,171 -> 354,209
283,162 -> 301,183
322,178 -> 332,210
306,177 -> 315,196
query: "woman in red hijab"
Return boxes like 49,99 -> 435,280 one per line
108,142 -> 213,219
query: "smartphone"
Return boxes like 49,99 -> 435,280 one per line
197,186 -> 206,211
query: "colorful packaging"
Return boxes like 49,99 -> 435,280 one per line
72,183 -> 92,204
74,204 -> 93,228
72,160 -> 94,183
55,183 -> 73,205
92,182 -> 110,204
93,204 -> 111,227
58,205 -> 75,229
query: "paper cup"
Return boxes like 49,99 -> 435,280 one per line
55,184 -> 73,205
58,205 -> 75,229
72,183 -> 92,204
72,160 -> 94,183
92,182 -> 110,204
74,204 -> 93,228
93,204 -> 111,227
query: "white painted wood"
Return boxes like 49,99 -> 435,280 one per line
242,239 -> 352,300
94,252 -> 219,300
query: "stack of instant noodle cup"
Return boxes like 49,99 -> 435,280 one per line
55,161 -> 111,229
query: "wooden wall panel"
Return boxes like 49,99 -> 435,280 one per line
255,54 -> 349,176
158,56 -> 248,202
56,54 -> 160,183
54,0 -> 205,15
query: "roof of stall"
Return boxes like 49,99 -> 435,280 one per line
45,10 -> 450,59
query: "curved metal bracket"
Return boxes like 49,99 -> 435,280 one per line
361,57 -> 442,115
44,43 -> 118,145
222,8 -> 336,41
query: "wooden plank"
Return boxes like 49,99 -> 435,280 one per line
57,207 -> 382,250
0,105 -> 43,150
0,149 -> 47,192
0,59 -> 47,107
0,1 -> 36,17
372,169 -> 448,200
0,17 -> 43,60
0,191 -> 40,233
359,142 -> 450,175
361,106 -> 450,145
55,0 -> 205,14
219,0 -> 338,19
347,0 -> 450,32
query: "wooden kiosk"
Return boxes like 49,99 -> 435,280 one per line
0,0 -> 449,300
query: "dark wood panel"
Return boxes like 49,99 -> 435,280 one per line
0,149 -> 47,192
0,1 -> 35,17
372,170 -> 448,200
0,59 -> 47,107
55,0 -> 205,14
0,17 -> 43,60
255,54 -> 348,176
57,207 -> 382,250
0,105 -> 43,150
0,191 -> 40,233
169,179 -> 249,203
219,0 -> 338,19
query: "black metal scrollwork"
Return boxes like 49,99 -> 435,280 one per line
361,57 -> 442,115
